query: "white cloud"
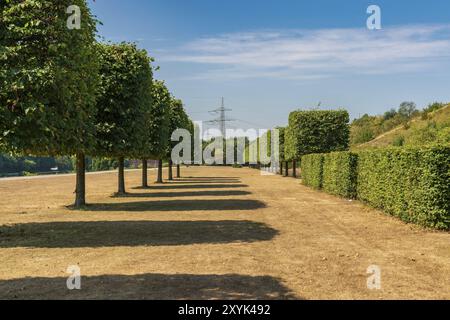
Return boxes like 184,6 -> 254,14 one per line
162,24 -> 450,80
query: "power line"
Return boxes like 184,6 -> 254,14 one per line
205,97 -> 235,137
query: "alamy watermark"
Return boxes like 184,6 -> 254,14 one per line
170,122 -> 280,175
367,265 -> 382,290
367,5 -> 382,30
67,5 -> 81,30
66,265 -> 81,290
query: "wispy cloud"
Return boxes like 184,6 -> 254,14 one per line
162,24 -> 450,80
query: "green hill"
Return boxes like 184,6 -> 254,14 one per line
352,103 -> 450,150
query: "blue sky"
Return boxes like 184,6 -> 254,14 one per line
89,0 -> 450,129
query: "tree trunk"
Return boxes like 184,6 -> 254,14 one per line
176,164 -> 181,178
118,156 -> 126,194
142,158 -> 148,188
280,161 -> 283,175
74,152 -> 86,208
285,161 -> 289,177
168,160 -> 173,181
293,160 -> 297,178
156,159 -> 163,183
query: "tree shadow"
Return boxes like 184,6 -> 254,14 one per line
133,184 -> 248,190
86,199 -> 266,212
0,220 -> 278,248
183,176 -> 241,180
0,273 -> 299,300
167,180 -> 241,185
114,190 -> 252,198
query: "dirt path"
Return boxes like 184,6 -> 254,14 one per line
0,167 -> 448,299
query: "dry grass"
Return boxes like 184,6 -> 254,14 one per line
0,167 -> 449,300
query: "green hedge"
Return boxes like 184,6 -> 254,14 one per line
301,154 -> 324,189
357,146 -> 449,230
322,152 -> 358,198
301,146 -> 449,230
285,110 -> 350,161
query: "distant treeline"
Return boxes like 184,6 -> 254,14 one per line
0,155 -> 133,176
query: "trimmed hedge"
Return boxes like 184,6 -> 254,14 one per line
285,110 -> 350,161
300,146 -> 449,230
322,152 -> 358,198
301,154 -> 324,189
356,146 -> 449,230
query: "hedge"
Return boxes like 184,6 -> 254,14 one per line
301,154 -> 324,189
356,146 -> 449,230
300,146 -> 449,230
285,110 -> 350,161
322,152 -> 358,199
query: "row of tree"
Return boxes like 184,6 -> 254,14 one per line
0,0 -> 192,207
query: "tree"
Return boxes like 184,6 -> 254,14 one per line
0,0 -> 99,207
139,80 -> 171,187
166,98 -> 190,180
147,80 -> 172,184
285,110 -> 350,161
398,102 -> 417,119
95,42 -> 153,194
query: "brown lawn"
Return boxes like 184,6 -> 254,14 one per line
0,166 -> 448,300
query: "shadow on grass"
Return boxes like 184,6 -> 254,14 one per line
114,190 -> 252,198
85,199 -> 266,212
0,273 -> 299,300
133,184 -> 249,190
0,220 -> 278,248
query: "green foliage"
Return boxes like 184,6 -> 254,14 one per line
95,42 -> 153,158
146,80 -> 171,159
277,127 -> 285,161
392,135 -> 405,147
301,154 -> 324,189
351,102 -> 449,147
0,0 -> 99,155
285,110 -> 350,161
0,154 -> 73,174
322,152 -> 358,198
356,146 -> 450,230
165,97 -> 191,160
398,102 -> 418,118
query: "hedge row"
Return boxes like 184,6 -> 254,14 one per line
301,146 -> 450,230
322,152 -> 358,199
301,154 -> 324,189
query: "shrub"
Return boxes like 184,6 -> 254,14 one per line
301,154 -> 324,189
322,152 -> 358,198
392,135 -> 405,147
356,146 -> 450,230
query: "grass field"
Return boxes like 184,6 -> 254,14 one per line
0,166 -> 449,300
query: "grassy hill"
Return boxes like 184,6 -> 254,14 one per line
352,104 -> 450,150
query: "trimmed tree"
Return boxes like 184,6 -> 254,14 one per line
285,110 -> 350,163
166,98 -> 190,180
140,79 -> 170,187
95,42 -> 153,195
148,80 -> 172,184
0,0 -> 99,207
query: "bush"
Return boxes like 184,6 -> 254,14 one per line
301,154 -> 324,189
356,146 -> 449,230
322,152 -> 358,198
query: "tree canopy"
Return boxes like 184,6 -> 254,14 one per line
95,42 -> 153,158
0,0 -> 99,156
